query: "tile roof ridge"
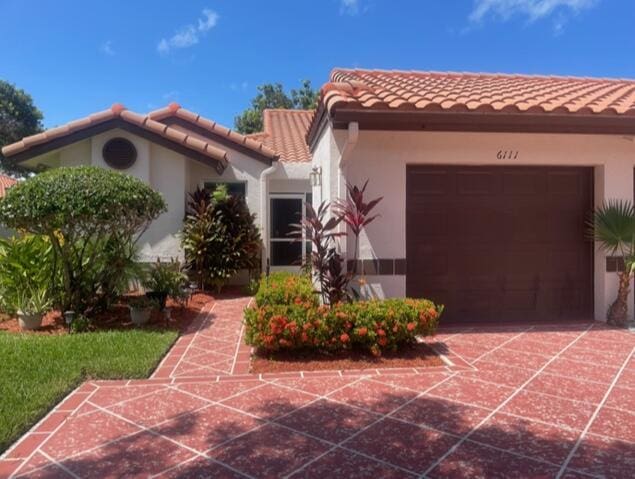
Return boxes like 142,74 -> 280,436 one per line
146,104 -> 278,160
331,67 -> 635,84
264,108 -> 315,113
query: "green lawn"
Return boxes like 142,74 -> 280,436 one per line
0,329 -> 178,453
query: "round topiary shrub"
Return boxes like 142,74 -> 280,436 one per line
0,166 -> 167,313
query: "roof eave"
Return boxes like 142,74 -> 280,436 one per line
323,106 -> 635,136
3,118 -> 228,174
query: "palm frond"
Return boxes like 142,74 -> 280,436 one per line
587,199 -> 635,255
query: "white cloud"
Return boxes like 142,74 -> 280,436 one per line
340,0 -> 361,15
100,40 -> 115,56
158,8 -> 219,54
469,0 -> 598,23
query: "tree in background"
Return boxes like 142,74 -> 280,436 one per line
0,80 -> 43,174
234,80 -> 319,134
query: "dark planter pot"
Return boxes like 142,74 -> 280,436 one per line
146,291 -> 168,310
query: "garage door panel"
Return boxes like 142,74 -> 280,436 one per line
408,170 -> 450,195
415,247 -> 449,275
547,171 -> 585,195
409,208 -> 448,238
502,170 -> 545,195
459,206 -> 501,241
406,165 -> 593,323
457,171 -> 499,195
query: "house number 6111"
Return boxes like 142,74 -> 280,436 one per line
497,150 -> 519,160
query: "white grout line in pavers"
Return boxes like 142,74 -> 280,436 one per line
282,372 -> 462,478
35,450 -> 82,479
468,326 -> 535,364
23,379 -> 261,479
161,301 -> 218,379
420,322 -> 596,478
8,385 -> 102,478
555,346 -> 635,478
149,454 -> 254,479
230,298 -> 251,374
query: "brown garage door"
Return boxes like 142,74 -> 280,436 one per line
406,165 -> 593,323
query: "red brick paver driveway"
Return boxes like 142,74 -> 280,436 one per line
1,296 -> 634,479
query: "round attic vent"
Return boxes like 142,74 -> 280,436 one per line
102,137 -> 137,170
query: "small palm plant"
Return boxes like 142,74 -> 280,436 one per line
588,200 -> 635,326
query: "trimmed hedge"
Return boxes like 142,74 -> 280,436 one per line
245,273 -> 442,356
254,272 -> 317,307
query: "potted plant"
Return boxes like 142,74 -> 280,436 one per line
128,295 -> 155,326
15,286 -> 52,330
143,259 -> 188,310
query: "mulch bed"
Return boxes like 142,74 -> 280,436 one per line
0,292 -> 215,335
250,342 -> 445,373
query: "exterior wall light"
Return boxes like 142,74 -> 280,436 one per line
310,166 -> 322,187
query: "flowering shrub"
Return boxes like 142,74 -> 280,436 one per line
245,274 -> 442,356
254,272 -> 317,307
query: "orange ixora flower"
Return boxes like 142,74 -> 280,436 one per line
407,322 -> 416,332
378,337 -> 388,347
357,327 -> 368,336
340,333 -> 350,343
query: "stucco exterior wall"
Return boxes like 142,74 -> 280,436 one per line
319,127 -> 635,322
59,140 -> 90,167
186,148 -> 267,229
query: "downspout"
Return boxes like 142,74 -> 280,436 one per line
338,122 -> 359,270
339,121 -> 359,169
260,160 -> 279,274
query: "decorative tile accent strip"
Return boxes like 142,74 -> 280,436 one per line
347,258 -> 407,276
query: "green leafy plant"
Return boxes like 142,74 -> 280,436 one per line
69,314 -> 91,333
143,259 -> 188,303
14,285 -> 52,315
182,185 -> 261,292
0,166 -> 166,314
0,235 -> 57,314
588,199 -> 635,326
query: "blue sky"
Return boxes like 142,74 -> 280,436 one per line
1,0 -> 633,129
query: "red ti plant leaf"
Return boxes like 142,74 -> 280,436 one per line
333,180 -> 383,276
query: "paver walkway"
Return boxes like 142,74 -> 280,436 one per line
1,296 -> 634,478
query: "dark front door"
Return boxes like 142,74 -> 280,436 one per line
406,165 -> 593,323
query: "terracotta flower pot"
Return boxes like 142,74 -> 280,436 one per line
17,311 -> 43,330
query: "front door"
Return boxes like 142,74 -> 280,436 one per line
269,195 -> 306,270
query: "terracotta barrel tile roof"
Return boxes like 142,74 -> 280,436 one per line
248,109 -> 313,163
148,103 -> 278,161
320,68 -> 635,116
1,104 -> 229,168
0,174 -> 17,198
